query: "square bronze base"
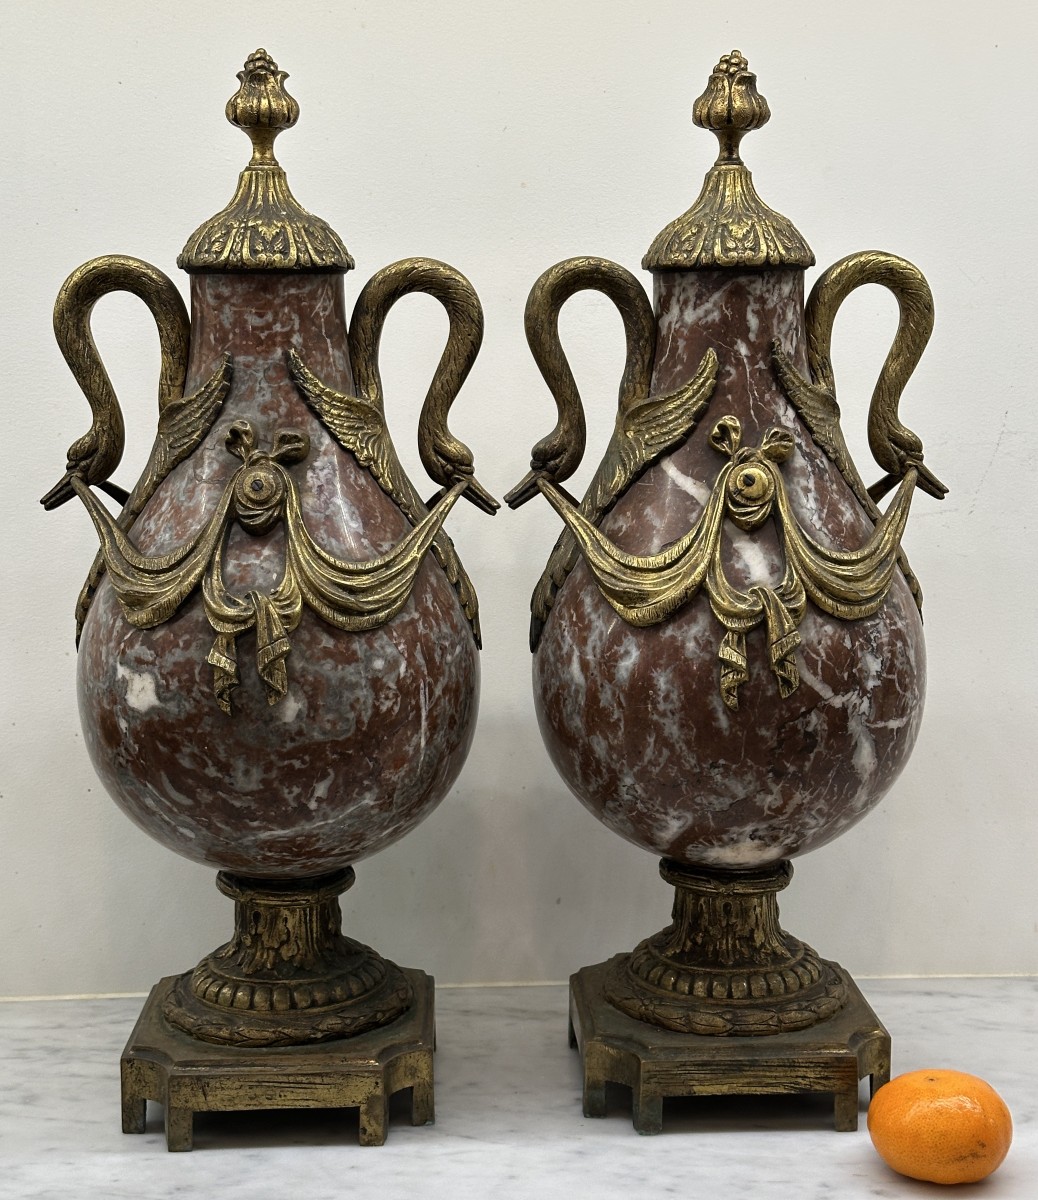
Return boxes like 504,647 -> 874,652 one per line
121,968 -> 435,1150
569,955 -> 890,1135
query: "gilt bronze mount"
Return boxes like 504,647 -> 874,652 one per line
565,860 -> 891,1133
605,860 -> 846,1036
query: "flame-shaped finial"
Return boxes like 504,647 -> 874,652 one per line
643,50 -> 813,271
226,49 -> 300,166
693,51 -> 771,164
179,50 -> 352,272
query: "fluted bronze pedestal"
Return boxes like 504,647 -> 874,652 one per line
162,869 -> 412,1047
568,861 -> 890,1135
605,860 -> 848,1035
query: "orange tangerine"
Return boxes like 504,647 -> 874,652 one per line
867,1068 -> 1012,1185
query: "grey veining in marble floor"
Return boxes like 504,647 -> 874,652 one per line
0,978 -> 1034,1199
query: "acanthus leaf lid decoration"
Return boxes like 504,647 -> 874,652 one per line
643,50 -> 814,271
179,49 -> 354,273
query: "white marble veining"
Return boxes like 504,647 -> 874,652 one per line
1,978 -> 1034,1199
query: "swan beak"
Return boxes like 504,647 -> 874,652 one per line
870,462 -> 949,505
504,469 -> 542,510
461,475 -> 500,514
40,470 -> 76,510
427,474 -> 500,515
914,462 -> 948,499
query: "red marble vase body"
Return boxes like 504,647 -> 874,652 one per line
78,272 -> 479,878
533,268 -> 925,870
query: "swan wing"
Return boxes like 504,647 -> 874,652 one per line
529,349 -> 717,647
772,341 -> 924,612
288,350 -> 482,644
74,354 -> 234,641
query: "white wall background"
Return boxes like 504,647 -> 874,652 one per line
2,1 -> 1036,996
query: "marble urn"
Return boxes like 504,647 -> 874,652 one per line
42,50 -> 495,1143
507,51 -> 946,1126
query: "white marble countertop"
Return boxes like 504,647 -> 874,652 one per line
1,977 -> 1034,1199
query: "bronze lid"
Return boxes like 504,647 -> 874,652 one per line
179,50 -> 354,273
643,51 -> 814,272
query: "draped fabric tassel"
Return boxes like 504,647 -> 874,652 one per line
718,631 -> 748,711
70,421 -> 465,715
252,592 -> 291,705
205,596 -> 291,714
755,586 -> 801,699
207,633 -> 240,716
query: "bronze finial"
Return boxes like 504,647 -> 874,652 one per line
692,50 -> 771,163
179,50 -> 352,272
643,50 -> 813,271
226,49 -> 300,166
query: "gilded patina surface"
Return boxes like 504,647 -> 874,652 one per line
605,860 -> 845,1036
73,423 -> 467,713
506,256 -> 718,648
162,870 -> 413,1047
539,415 -> 919,710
